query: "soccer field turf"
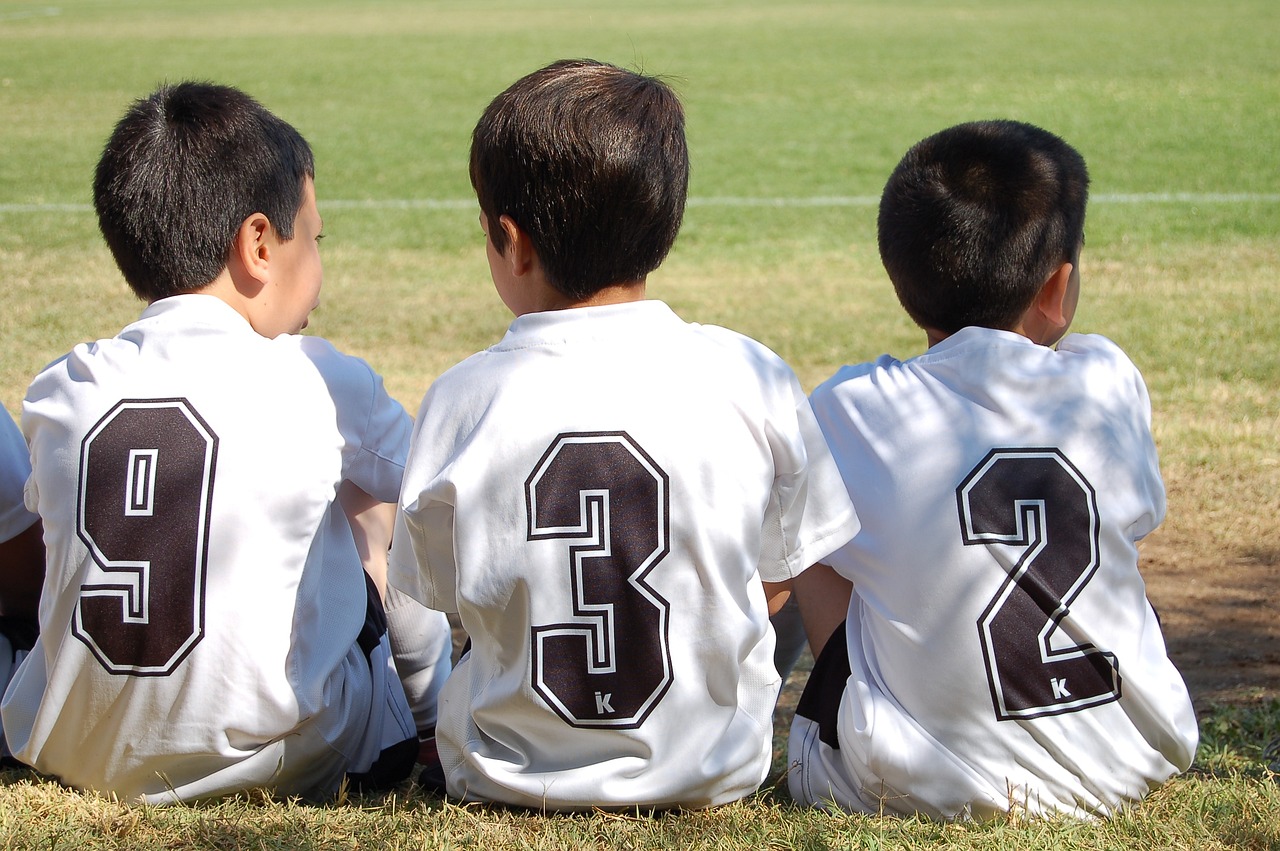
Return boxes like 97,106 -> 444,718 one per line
0,2 -> 1277,846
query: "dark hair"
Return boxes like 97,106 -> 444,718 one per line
92,81 -> 315,302
877,120 -> 1089,334
469,59 -> 688,300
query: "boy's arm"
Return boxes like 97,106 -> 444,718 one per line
337,480 -> 395,600
0,519 -> 44,620
762,581 -> 792,616
793,562 -> 853,660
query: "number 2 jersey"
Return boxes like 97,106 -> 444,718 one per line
389,300 -> 860,810
790,326 -> 1198,819
4,294 -> 417,802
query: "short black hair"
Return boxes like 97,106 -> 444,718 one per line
877,120 -> 1089,334
469,59 -> 688,300
93,81 -> 315,302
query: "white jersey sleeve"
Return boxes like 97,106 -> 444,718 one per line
297,336 -> 412,504
790,328 -> 1197,819
693,326 -> 861,583
389,387 -> 461,614
390,300 -> 858,810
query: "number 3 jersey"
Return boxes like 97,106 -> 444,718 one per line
4,294 -> 415,802
389,300 -> 860,810
791,326 -> 1198,819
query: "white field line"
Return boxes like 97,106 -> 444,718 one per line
1,193 -> 1278,215
0,7 -> 60,22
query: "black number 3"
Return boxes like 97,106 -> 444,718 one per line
526,432 -> 673,729
76,399 -> 217,676
957,448 -> 1120,721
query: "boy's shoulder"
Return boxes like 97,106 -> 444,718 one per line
687,320 -> 791,367
819,329 -> 1139,386
1053,331 -> 1138,366
283,332 -> 380,383
813,354 -> 896,393
26,296 -> 395,429
811,329 -> 1149,429
436,300 -> 797,385
1044,331 -> 1149,403
809,349 -> 909,416
618,300 -> 801,382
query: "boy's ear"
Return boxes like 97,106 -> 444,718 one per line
230,212 -> 273,290
498,215 -> 537,277
1033,261 -> 1075,331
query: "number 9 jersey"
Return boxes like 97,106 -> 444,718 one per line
4,295 -> 417,802
390,300 -> 860,810
790,326 -> 1198,819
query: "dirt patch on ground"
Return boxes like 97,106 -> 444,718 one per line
1140,534 -> 1280,710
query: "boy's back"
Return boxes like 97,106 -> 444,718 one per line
394,300 -> 855,808
799,327 -> 1196,817
9,295 -> 411,800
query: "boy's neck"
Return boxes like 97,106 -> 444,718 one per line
515,279 -> 647,316
174,272 -> 252,323
924,323 -> 1061,350
924,327 -> 951,348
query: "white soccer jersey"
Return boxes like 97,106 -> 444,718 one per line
0,407 -> 37,545
790,327 -> 1198,819
389,300 -> 859,810
3,294 -> 424,802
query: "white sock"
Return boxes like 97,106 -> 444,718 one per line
383,585 -> 453,734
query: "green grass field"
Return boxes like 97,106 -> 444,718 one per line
1,0 -> 1278,847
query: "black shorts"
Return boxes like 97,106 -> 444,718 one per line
794,620 -> 851,752
346,573 -> 417,791
355,571 -> 388,661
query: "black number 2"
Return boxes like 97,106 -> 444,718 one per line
76,399 -> 217,676
957,448 -> 1119,721
526,432 -> 673,728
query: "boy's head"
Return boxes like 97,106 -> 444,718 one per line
93,81 -> 315,303
469,59 -> 688,301
877,120 -> 1089,337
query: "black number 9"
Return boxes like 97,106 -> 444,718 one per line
76,399 -> 217,676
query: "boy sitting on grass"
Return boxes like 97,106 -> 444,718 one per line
389,59 -> 860,810
1,81 -> 451,803
787,119 -> 1198,820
